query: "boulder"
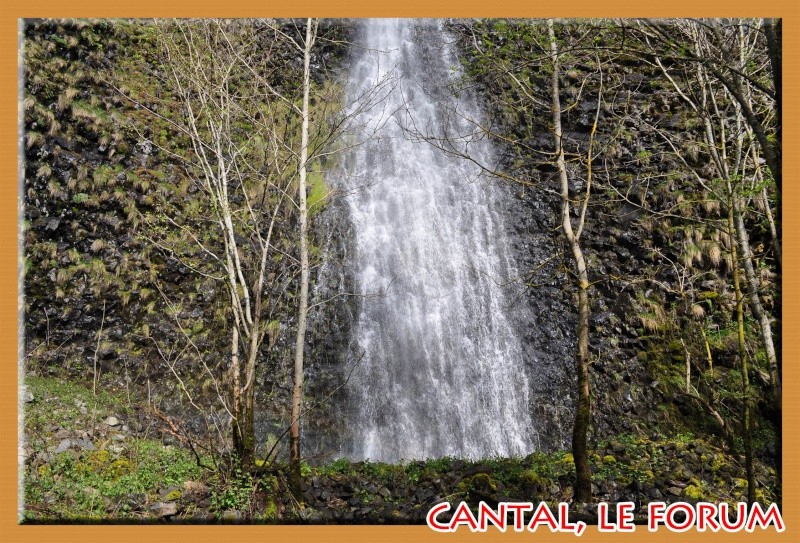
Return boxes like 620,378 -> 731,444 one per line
150,501 -> 178,518
104,415 -> 121,427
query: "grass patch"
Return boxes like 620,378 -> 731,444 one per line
24,438 -> 203,521
22,376 -> 208,522
24,376 -> 129,435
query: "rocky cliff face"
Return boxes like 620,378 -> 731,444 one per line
22,18 -> 355,460
447,18 -> 779,464
24,20 -> 156,379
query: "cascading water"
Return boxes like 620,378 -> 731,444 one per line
332,19 -> 536,462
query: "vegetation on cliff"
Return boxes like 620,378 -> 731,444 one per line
448,17 -> 780,504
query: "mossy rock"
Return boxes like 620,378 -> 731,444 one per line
261,497 -> 278,521
710,455 -> 727,472
602,455 -> 617,465
668,340 -> 683,352
520,469 -> 546,496
683,484 -> 704,501
162,488 -> 182,501
457,472 -> 498,502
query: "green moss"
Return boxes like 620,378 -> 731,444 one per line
602,455 -> 617,464
520,469 -> 545,494
307,171 -> 329,216
618,172 -> 635,182
667,340 -> 683,352
109,459 -> 131,478
683,484 -> 704,500
457,472 -> 497,499
24,438 -> 203,520
698,291 -> 719,301
261,498 -> 278,521
89,449 -> 111,464
163,488 -> 182,501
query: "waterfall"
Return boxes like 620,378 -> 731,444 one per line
332,19 -> 535,462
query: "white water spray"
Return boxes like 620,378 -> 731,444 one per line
334,19 -> 535,462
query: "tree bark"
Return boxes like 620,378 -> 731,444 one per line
729,196 -> 755,506
733,197 -> 780,402
732,191 -> 781,499
547,19 -> 592,503
763,18 -> 782,171
572,281 -> 592,503
231,325 -> 248,463
289,17 -> 314,501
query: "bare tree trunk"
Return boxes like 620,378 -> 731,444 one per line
572,280 -> 592,503
238,324 -> 256,468
239,382 -> 255,467
681,339 -> 691,393
761,186 -> 782,269
700,327 -> 714,374
547,19 -> 592,503
694,40 -> 781,473
750,137 -> 781,269
231,325 -> 245,461
732,197 -> 780,402
733,189 -> 781,498
763,18 -> 782,185
290,17 -> 314,501
729,196 -> 755,506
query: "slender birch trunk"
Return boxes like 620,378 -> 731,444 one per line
728,193 -> 755,506
290,17 -> 314,500
732,198 -> 780,403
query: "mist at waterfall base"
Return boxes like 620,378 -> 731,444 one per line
312,19 -> 569,464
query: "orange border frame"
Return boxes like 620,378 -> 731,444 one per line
1,1 -> 797,541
